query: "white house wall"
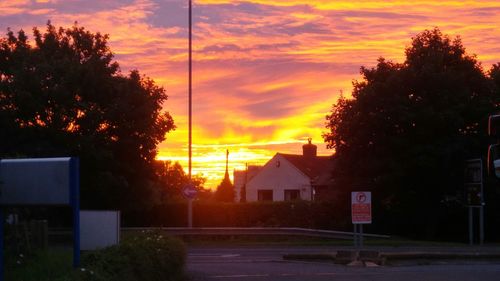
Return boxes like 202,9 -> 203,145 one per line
233,170 -> 245,202
246,154 -> 312,202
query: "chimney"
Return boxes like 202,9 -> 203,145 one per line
302,138 -> 317,157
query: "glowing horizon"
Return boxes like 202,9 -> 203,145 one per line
1,0 -> 500,189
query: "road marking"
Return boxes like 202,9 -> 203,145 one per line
278,273 -> 295,276
189,254 -> 241,258
221,254 -> 241,258
210,273 -> 342,278
211,274 -> 269,278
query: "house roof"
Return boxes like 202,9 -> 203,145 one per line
278,153 -> 334,185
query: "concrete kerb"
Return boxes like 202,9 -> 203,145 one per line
335,250 -> 359,264
336,250 -> 385,266
283,250 -> 500,266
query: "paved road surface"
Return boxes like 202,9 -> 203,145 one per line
187,246 -> 500,281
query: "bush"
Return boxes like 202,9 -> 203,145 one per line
75,231 -> 186,281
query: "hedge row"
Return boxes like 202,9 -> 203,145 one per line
123,201 -> 500,242
125,201 -> 352,230
75,231 -> 186,281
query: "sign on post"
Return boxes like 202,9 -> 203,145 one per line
182,183 -> 197,199
465,158 -> 483,206
351,191 -> 372,224
351,191 -> 371,248
464,158 -> 484,245
0,157 -> 80,281
182,183 -> 197,228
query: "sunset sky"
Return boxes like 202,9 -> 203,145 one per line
1,0 -> 500,189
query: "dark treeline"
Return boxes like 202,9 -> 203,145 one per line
124,200 -> 497,242
323,28 -> 500,240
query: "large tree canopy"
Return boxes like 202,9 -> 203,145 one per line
0,23 -> 175,210
324,28 -> 499,238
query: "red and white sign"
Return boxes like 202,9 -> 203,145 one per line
351,191 -> 372,224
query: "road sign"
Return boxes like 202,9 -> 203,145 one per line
182,183 -> 197,199
351,191 -> 372,224
464,159 -> 483,206
465,183 -> 482,206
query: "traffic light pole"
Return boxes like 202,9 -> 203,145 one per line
464,158 -> 484,245
480,205 -> 484,245
468,206 -> 485,245
468,207 -> 473,245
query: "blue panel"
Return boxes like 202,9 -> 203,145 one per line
0,158 -> 71,205
70,157 -> 80,268
0,208 -> 4,281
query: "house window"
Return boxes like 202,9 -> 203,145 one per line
257,190 -> 273,201
284,189 -> 301,201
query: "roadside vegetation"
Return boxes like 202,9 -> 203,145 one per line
6,231 -> 187,281
323,28 -> 500,240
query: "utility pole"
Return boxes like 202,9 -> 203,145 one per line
187,0 -> 193,228
188,0 -> 192,179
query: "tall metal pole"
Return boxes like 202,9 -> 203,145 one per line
188,0 -> 192,179
187,0 -> 193,228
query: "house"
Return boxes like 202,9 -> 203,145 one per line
233,165 -> 262,202
244,139 -> 333,202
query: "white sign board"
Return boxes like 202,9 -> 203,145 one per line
0,157 -> 72,205
80,210 -> 120,250
351,191 -> 372,224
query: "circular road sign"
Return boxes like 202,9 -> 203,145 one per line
356,192 -> 367,203
182,184 -> 197,199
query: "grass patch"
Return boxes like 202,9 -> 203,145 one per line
6,248 -> 74,281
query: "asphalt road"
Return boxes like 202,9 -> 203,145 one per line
187,246 -> 500,281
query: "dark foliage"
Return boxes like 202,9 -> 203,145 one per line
76,231 -> 186,281
0,22 -> 175,210
124,201 -> 351,231
153,160 -> 208,203
323,28 -> 500,239
214,173 -> 235,202
124,199 -> 500,242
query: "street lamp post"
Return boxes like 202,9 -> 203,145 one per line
187,0 -> 193,228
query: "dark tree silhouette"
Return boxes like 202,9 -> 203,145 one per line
323,28 -> 499,239
214,175 -> 235,203
154,160 -> 207,203
0,22 -> 175,210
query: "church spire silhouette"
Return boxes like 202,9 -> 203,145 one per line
215,149 -> 234,202
224,149 -> 230,180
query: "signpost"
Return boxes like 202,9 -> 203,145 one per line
351,191 -> 372,247
183,183 -> 197,228
0,157 -> 80,281
464,158 -> 484,245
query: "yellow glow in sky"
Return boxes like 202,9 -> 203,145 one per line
1,0 -> 500,188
